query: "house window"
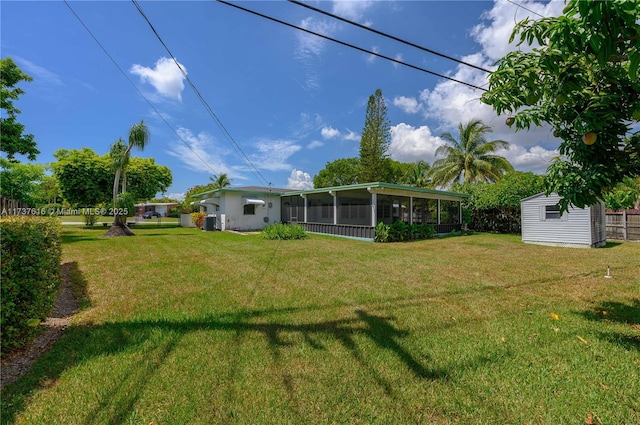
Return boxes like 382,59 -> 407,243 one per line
545,204 -> 561,220
244,204 -> 255,215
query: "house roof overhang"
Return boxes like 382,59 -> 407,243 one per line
285,182 -> 468,201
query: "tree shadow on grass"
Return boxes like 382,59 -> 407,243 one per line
580,299 -> 640,351
0,300 -> 506,424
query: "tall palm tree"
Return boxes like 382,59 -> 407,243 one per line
403,160 -> 432,188
429,119 -> 513,188
209,173 -> 232,189
106,121 -> 149,236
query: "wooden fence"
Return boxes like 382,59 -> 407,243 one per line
606,209 -> 640,241
0,196 -> 31,214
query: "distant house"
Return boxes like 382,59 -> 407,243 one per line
521,192 -> 606,248
192,182 -> 468,240
135,202 -> 179,218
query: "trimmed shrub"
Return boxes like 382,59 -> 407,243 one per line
191,212 -> 206,228
374,221 -> 435,242
1,216 -> 62,355
261,223 -> 308,240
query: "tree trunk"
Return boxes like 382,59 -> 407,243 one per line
103,222 -> 135,237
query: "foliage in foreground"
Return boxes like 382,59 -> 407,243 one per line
375,221 -> 436,242
261,222 -> 308,240
0,217 -> 61,355
482,0 -> 640,211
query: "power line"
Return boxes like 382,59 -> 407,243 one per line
63,0 -> 221,178
505,0 -> 546,19
132,0 -> 270,187
288,0 -> 492,74
216,0 -> 487,92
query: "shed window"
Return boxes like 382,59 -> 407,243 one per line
545,204 -> 561,220
243,204 -> 256,215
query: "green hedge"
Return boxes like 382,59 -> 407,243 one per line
1,216 -> 62,355
261,223 -> 308,240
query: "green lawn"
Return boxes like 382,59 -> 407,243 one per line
2,227 -> 639,424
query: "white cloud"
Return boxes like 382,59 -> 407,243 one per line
393,53 -> 404,68
504,145 -> 559,175
252,139 -> 302,171
166,127 -> 231,175
165,192 -> 186,201
389,123 -> 443,163
130,57 -> 186,101
393,96 -> 420,114
343,129 -> 360,142
331,0 -> 374,21
287,169 -> 314,190
13,56 -> 63,86
319,126 -> 360,142
295,18 -> 337,92
392,1 -> 568,173
307,140 -> 324,149
366,45 -> 380,64
471,0 -> 565,61
321,126 -> 341,139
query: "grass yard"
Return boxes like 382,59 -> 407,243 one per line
2,226 -> 639,424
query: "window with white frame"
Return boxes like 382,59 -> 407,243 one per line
545,204 -> 561,220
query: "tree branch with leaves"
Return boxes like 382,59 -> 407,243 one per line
481,0 -> 640,212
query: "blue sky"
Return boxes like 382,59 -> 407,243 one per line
1,0 -> 566,200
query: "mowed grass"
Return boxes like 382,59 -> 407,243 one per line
2,226 -> 639,424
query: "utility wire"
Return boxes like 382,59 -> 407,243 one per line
216,0 -> 487,92
505,0 -> 546,18
63,0 -> 221,178
289,0 -> 492,74
132,0 -> 270,187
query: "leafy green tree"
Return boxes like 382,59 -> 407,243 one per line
125,157 -> 172,202
52,148 -> 112,207
51,148 -> 171,208
429,119 -> 513,188
33,173 -> 61,206
603,176 -> 640,210
481,0 -> 640,211
209,173 -> 232,189
0,57 -> 39,161
313,157 -> 360,188
454,171 -> 545,233
358,88 -> 391,182
181,183 -> 218,212
0,158 -> 45,204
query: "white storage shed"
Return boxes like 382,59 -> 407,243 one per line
521,192 -> 606,248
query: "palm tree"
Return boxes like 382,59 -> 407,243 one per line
105,121 -> 149,236
403,160 -> 432,188
429,119 -> 513,188
209,173 -> 232,189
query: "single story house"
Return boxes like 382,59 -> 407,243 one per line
135,202 -> 179,217
193,182 -> 468,240
193,186 -> 292,232
520,192 -> 606,248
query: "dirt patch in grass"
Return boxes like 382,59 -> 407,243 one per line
1,262 -> 80,390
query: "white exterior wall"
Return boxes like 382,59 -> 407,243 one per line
521,193 -> 606,248
206,192 -> 281,231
